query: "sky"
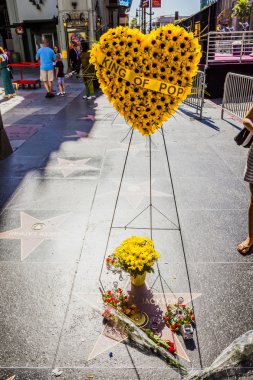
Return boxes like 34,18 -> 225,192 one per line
129,0 -> 200,20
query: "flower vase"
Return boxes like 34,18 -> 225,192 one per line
130,272 -> 146,287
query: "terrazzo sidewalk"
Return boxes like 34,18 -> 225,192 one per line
0,93 -> 252,380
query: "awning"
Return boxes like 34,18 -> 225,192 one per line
10,18 -> 58,27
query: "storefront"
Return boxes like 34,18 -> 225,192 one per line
0,0 -> 12,50
62,11 -> 89,53
11,19 -> 58,62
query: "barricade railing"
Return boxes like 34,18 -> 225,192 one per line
183,70 -> 205,119
221,72 -> 253,120
207,31 -> 253,64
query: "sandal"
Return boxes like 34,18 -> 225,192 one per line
237,242 -> 253,255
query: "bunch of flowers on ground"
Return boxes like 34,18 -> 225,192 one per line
164,304 -> 195,331
102,287 -> 138,316
145,329 -> 176,354
106,236 -> 160,277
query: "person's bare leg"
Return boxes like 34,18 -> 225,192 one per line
237,183 -> 253,254
59,83 -> 63,93
43,81 -> 50,93
48,81 -> 52,93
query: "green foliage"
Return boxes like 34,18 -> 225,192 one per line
232,0 -> 252,21
130,17 -> 138,28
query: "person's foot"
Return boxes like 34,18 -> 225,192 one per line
237,238 -> 253,255
56,92 -> 62,96
60,93 -> 65,96
45,92 -> 55,98
91,95 -> 96,99
87,96 -> 92,100
83,95 -> 87,99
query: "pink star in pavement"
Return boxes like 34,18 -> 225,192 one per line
76,286 -> 201,362
0,212 -> 71,260
65,131 -> 89,138
80,115 -> 96,121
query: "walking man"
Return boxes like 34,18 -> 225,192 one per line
36,39 -> 56,98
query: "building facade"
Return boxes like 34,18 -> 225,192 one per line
5,0 -> 58,61
0,0 -> 133,67
0,0 -> 108,66
200,0 -> 218,10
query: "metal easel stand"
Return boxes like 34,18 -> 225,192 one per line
120,133 -> 179,234
99,127 -> 180,291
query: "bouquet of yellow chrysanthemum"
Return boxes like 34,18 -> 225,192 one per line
106,236 -> 160,277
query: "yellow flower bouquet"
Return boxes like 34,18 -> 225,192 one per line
106,236 -> 160,278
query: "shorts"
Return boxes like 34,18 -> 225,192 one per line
57,77 -> 64,85
244,143 -> 253,183
40,70 -> 54,82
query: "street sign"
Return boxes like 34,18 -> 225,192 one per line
119,0 -> 133,6
140,0 -> 161,7
152,0 -> 161,7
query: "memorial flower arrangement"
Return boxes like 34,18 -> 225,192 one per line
102,287 -> 138,316
164,304 -> 195,332
106,236 -> 160,277
101,307 -> 185,372
90,25 -> 201,136
145,329 -> 176,355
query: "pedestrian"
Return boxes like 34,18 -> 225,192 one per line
80,42 -> 95,100
53,46 -> 62,58
4,48 -> 11,63
55,54 -> 65,96
36,39 -> 56,98
237,105 -> 253,255
0,46 -> 16,99
53,46 -> 62,92
69,43 -> 79,72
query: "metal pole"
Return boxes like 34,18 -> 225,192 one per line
0,109 -> 13,160
144,7 -> 146,34
149,0 -> 152,32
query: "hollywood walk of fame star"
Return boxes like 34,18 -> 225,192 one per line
97,180 -> 172,211
0,212 -> 71,260
76,282 -> 201,362
108,142 -> 157,158
65,131 -> 89,139
45,157 -> 99,178
78,115 -> 96,122
79,113 -> 116,122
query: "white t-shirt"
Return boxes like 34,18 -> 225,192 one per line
53,52 -> 62,66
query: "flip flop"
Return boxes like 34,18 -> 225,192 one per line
237,242 -> 253,255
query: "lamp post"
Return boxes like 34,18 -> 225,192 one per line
146,0 -> 154,32
149,0 -> 152,32
136,8 -> 141,29
0,109 -> 12,160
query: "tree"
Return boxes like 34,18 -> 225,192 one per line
232,0 -> 252,22
130,17 -> 138,28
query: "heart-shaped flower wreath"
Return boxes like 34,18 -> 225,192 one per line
90,25 -> 201,136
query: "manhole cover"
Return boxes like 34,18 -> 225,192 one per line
32,223 -> 46,231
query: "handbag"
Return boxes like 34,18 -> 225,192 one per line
235,105 -> 253,148
234,128 -> 253,148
